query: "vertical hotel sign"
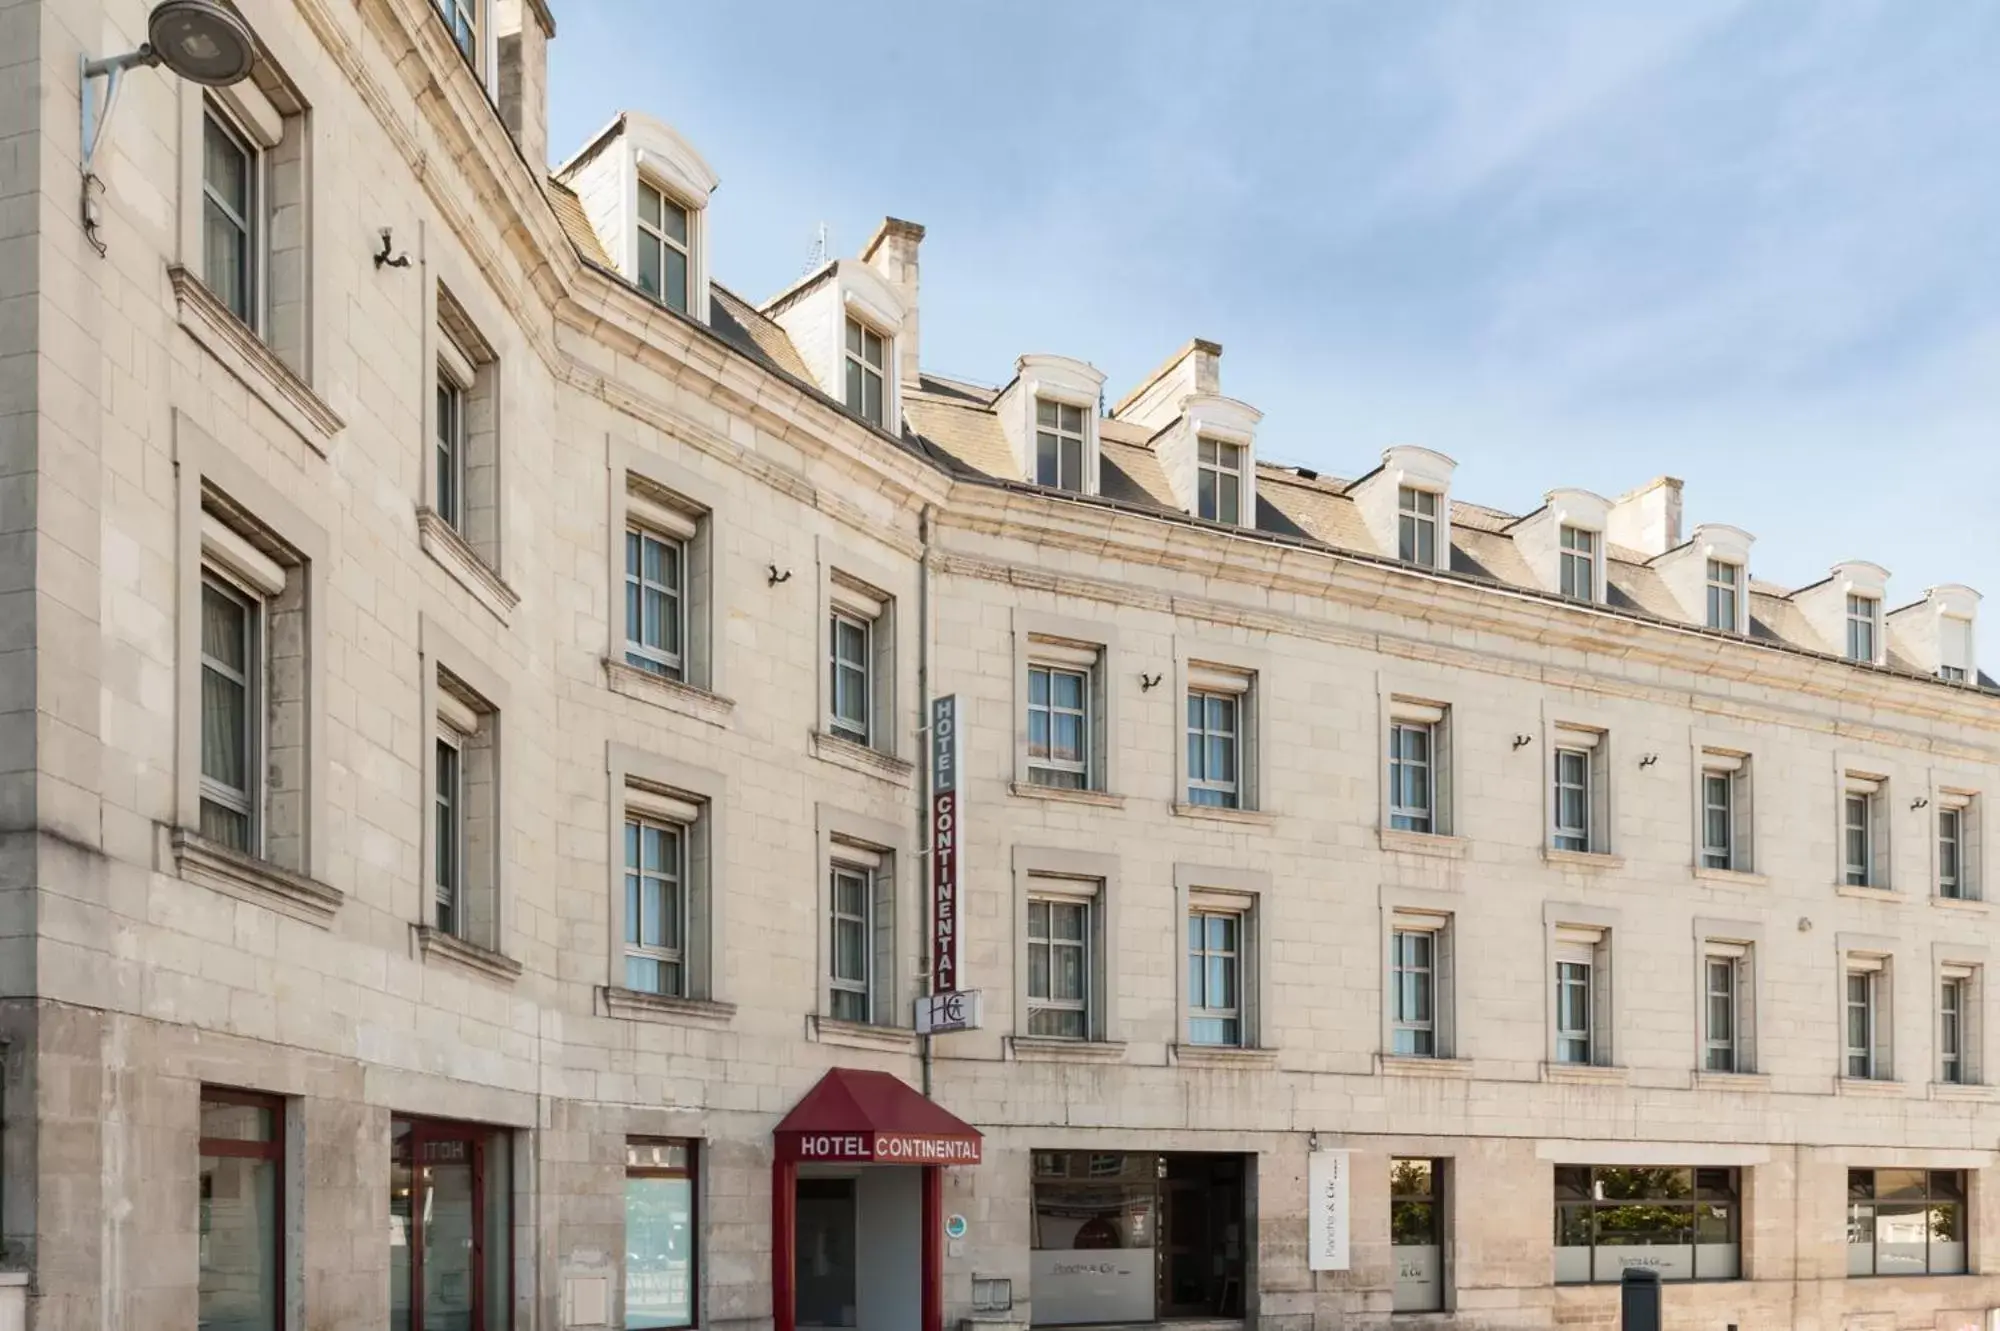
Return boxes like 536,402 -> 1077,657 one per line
930,694 -> 963,994
1307,1149 -> 1351,1271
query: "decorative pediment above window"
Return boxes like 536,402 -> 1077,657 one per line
994,355 -> 1108,495
1348,446 -> 1457,570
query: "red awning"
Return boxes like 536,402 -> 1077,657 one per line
773,1067 -> 983,1165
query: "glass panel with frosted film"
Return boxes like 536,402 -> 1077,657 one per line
626,1173 -> 695,1328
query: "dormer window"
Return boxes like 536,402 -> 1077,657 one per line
1036,400 -> 1088,491
1558,526 -> 1598,601
1198,438 -> 1245,524
1846,595 -> 1879,663
845,318 -> 887,427
433,0 -> 478,61
637,181 -> 692,315
1398,487 -> 1439,565
1941,617 -> 1973,682
1706,560 -> 1741,631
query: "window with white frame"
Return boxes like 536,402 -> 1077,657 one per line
617,475 -> 713,692
1941,974 -> 1967,1085
822,571 -> 896,757
1705,559 -> 1741,632
1387,702 -> 1449,834
199,571 -> 260,851
1559,525 -> 1597,601
434,729 -> 462,934
431,673 -> 498,950
1940,616 -> 1973,683
1844,776 -> 1888,888
637,180 -> 692,315
432,0 -> 479,63
1552,925 -> 1611,1066
201,105 -> 259,330
432,288 -> 500,567
1844,956 -> 1890,1080
1027,664 -> 1090,789
1937,795 -> 1978,900
828,609 -> 871,744
620,784 -> 709,998
1699,753 -> 1752,872
1846,594 -> 1880,663
1555,959 -> 1593,1064
1034,399 -> 1088,492
1389,916 -> 1454,1058
1397,486 -> 1439,566
1026,894 -> 1091,1039
1197,438 -> 1246,525
828,861 -> 871,1022
1550,728 -> 1608,854
844,317 -> 888,428
434,369 -> 464,533
1702,945 -> 1750,1073
1187,906 -> 1245,1046
1185,668 -> 1253,809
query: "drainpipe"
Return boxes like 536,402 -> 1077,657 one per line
918,502 -> 936,1099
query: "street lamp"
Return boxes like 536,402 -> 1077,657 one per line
80,0 -> 258,251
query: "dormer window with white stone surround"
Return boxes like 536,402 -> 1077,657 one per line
1888,584 -> 1981,684
1507,488 -> 1610,604
1106,341 -> 1262,526
995,356 -> 1108,496
1348,447 -> 1457,572
1791,561 -> 1890,666
763,257 -> 908,434
555,111 -> 717,325
1650,523 -> 1755,635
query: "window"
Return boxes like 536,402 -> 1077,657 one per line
1391,929 -> 1436,1056
200,1090 -> 284,1331
1939,806 -> 1963,897
821,568 -> 896,758
430,289 -> 502,572
626,1140 -> 697,1329
1941,977 -> 1966,1084
1845,967 -> 1882,1079
1035,399 -> 1087,492
1188,909 -> 1243,1046
390,1116 -> 513,1331
625,813 -> 687,997
625,526 -> 686,680
844,317 -> 887,427
435,373 -> 464,532
1027,897 -> 1090,1039
1556,961 -> 1592,1064
1552,924 -> 1612,1067
200,572 -> 260,852
1397,486 -> 1438,565
432,0 -> 478,61
1559,525 -> 1597,601
1027,665 -> 1090,789
828,610 -> 871,744
426,658 -> 500,953
1844,778 -> 1887,888
637,181 -> 692,314
1847,1170 -> 1966,1276
1940,615 -> 1973,682
1555,1166 -> 1741,1283
434,733 -> 462,935
1846,594 -> 1880,663
1701,773 -> 1733,869
1553,747 -> 1590,852
828,862 -> 871,1023
1705,559 -> 1741,631
1703,954 -> 1740,1073
1197,438 -> 1245,524
1186,691 -> 1240,808
202,107 -> 258,328
1392,1159 -> 1445,1312
1388,722 -> 1434,833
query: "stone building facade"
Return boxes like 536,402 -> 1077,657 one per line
3,1 -> 1999,1330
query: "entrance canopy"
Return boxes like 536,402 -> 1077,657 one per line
774,1068 -> 982,1165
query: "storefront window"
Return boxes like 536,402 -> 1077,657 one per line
200,1089 -> 284,1331
1553,1166 -> 1739,1283
1848,1169 -> 1966,1276
1029,1151 -> 1246,1326
390,1116 -> 513,1331
627,1139 -> 697,1329
1391,1158 -> 1444,1312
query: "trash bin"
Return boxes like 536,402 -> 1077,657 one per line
1619,1267 -> 1661,1331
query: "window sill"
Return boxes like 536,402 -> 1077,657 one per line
168,265 -> 344,455
1378,828 -> 1467,859
1009,1036 -> 1128,1063
809,730 -> 915,786
1692,1071 -> 1771,1093
417,508 -> 519,623
1541,1062 -> 1628,1085
1836,1077 -> 1908,1098
1691,865 -> 1768,888
1931,894 -> 1990,913
1928,1081 -> 1997,1102
807,1015 -> 917,1054
413,925 -> 523,984
600,986 -> 738,1025
1377,1055 -> 1473,1078
1170,1043 -> 1278,1069
1543,847 -> 1625,871
1834,883 -> 1904,903
1171,801 -> 1275,828
171,829 -> 344,927
1009,781 -> 1126,810
604,659 -> 735,727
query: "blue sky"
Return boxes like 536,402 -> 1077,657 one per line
549,2 -> 1999,651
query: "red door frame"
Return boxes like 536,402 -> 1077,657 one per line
399,1116 -> 505,1331
771,1162 -> 943,1331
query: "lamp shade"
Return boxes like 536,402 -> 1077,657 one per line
147,0 -> 256,86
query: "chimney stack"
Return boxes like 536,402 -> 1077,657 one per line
1606,476 -> 1684,557
495,0 -> 555,170
861,218 -> 925,387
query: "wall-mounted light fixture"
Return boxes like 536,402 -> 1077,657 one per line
1511,734 -> 1533,750
1638,753 -> 1660,769
1911,796 -> 1930,811
1139,673 -> 1163,692
81,0 -> 258,254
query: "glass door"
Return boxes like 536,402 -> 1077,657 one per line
390,1117 -> 512,1331
794,1177 -> 858,1329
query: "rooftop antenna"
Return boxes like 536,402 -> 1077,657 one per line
802,222 -> 829,275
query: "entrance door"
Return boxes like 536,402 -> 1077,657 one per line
1157,1156 -> 1246,1318
795,1178 -> 858,1329
391,1117 -> 511,1331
